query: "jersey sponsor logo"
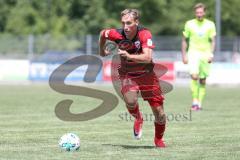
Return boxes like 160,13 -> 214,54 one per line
147,39 -> 153,46
118,39 -> 133,50
197,30 -> 205,37
134,40 -> 140,49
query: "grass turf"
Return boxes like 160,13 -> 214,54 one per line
0,84 -> 239,160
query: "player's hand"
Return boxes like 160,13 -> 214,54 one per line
104,48 -> 111,56
118,49 -> 130,58
99,47 -> 111,57
208,57 -> 213,63
182,56 -> 188,64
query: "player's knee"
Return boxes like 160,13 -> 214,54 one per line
199,78 -> 206,85
151,106 -> 166,124
122,90 -> 138,107
191,75 -> 198,80
124,97 -> 137,108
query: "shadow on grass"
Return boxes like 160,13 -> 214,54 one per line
102,144 -> 155,149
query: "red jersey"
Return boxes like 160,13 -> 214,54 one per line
103,26 -> 155,76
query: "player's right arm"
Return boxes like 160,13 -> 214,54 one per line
181,36 -> 188,64
99,29 -> 109,57
181,21 -> 190,64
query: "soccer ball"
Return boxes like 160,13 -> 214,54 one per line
58,133 -> 80,151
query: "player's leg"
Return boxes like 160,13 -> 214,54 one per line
121,78 -> 143,139
191,74 -> 200,110
199,78 -> 206,109
139,72 -> 166,147
122,89 -> 139,117
123,91 -> 143,139
188,53 -> 200,110
150,104 -> 166,148
198,59 -> 211,109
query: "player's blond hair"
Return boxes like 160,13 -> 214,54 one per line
121,9 -> 140,20
194,3 -> 206,11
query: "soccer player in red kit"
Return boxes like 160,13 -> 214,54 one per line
99,9 -> 166,148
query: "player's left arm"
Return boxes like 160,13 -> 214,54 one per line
208,35 -> 216,63
208,22 -> 217,63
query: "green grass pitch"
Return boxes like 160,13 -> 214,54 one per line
0,84 -> 239,160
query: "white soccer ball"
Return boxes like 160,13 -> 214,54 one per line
58,133 -> 80,151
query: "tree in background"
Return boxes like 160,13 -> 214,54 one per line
0,0 -> 239,36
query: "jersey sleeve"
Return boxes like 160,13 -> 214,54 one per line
209,22 -> 216,38
102,29 -> 121,41
139,30 -> 155,49
183,21 -> 190,38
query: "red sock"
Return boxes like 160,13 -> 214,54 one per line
154,122 -> 165,139
127,103 -> 142,120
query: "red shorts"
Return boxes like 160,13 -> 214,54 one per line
120,72 -> 164,107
